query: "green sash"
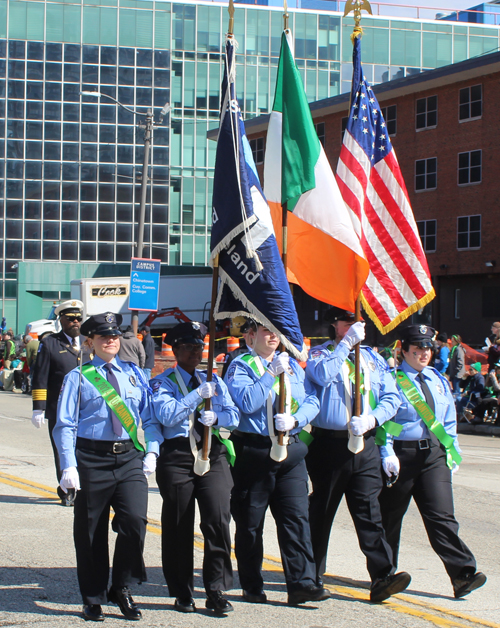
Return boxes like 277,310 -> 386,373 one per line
82,364 -> 144,452
241,354 -> 299,414
167,371 -> 236,467
327,346 -> 402,446
394,370 -> 462,469
241,353 -> 314,445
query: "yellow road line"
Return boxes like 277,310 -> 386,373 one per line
2,472 -> 498,628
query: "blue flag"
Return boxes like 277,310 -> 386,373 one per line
210,37 -> 305,360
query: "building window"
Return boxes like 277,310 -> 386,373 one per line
417,219 -> 436,253
315,122 -> 325,147
380,105 -> 397,136
341,116 -> 348,143
458,150 -> 481,185
416,96 -> 437,130
415,158 -> 437,191
459,85 -> 482,121
249,137 -> 264,165
457,215 -> 481,250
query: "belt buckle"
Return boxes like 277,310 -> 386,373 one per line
418,439 -> 429,450
112,442 -> 122,454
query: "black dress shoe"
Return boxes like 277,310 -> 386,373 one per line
287,584 -> 331,606
370,572 -> 411,603
205,591 -> 234,613
174,598 -> 196,613
453,571 -> 487,598
108,586 -> 142,620
82,604 -> 105,622
242,588 -> 267,603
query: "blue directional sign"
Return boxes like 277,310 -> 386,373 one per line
129,258 -> 161,311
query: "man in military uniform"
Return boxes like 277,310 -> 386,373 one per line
31,300 -> 90,505
305,307 -> 411,603
379,324 -> 486,599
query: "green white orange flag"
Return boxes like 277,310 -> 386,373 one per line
263,30 -> 369,311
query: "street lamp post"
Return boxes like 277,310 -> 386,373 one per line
80,91 -> 170,333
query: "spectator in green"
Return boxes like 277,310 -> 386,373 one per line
3,331 -> 16,368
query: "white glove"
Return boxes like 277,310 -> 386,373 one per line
60,467 -> 80,493
452,463 -> 459,475
268,352 -> 290,377
340,321 -> 366,351
197,381 -> 216,399
274,413 -> 295,432
199,409 -> 217,427
382,455 -> 400,477
31,410 -> 46,428
349,414 -> 376,436
142,453 -> 157,478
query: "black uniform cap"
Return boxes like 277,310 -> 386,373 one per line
400,324 -> 435,348
80,312 -> 123,337
324,307 -> 359,323
165,321 -> 204,348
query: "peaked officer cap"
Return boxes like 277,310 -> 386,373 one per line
400,324 -> 435,348
165,321 -> 205,348
55,299 -> 84,317
80,312 -> 123,337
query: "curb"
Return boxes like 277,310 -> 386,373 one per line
457,423 -> 500,436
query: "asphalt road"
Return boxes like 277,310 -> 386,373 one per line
1,391 -> 499,627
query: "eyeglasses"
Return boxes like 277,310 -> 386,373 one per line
65,316 -> 83,322
178,343 -> 203,352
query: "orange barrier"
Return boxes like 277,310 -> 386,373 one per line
227,337 -> 240,353
30,332 -> 38,340
202,334 -> 210,361
137,333 -> 143,342
215,353 -> 226,363
161,333 -> 175,358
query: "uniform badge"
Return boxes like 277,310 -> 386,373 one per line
71,301 -> 77,306
419,325 -> 428,334
311,350 -> 322,359
129,375 -> 137,387
369,361 -> 376,371
105,313 -> 114,323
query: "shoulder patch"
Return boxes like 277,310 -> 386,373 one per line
227,363 -> 236,383
311,349 -> 323,359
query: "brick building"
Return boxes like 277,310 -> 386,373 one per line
245,50 -> 500,346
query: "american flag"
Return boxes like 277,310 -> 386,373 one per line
336,36 -> 435,334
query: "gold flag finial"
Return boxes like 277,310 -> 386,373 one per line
344,0 -> 372,38
228,0 -> 235,37
283,0 -> 289,31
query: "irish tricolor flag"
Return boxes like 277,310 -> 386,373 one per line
264,30 -> 369,311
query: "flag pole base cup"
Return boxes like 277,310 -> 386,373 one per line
348,433 -> 364,454
194,452 -> 211,476
270,442 -> 288,462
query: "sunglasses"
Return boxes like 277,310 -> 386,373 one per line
65,316 -> 83,322
178,343 -> 203,352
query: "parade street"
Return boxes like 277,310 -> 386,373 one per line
1,390 -> 499,628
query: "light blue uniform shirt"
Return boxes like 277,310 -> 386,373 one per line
224,353 -> 320,435
379,360 -> 460,459
147,365 -> 239,440
54,355 -> 159,470
305,340 -> 400,430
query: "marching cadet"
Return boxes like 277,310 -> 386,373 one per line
53,312 -> 159,622
379,324 -> 486,599
225,323 -> 329,606
148,322 -> 237,614
305,307 -> 411,603
31,300 -> 91,506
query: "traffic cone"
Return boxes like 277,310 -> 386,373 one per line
161,333 -> 175,358
226,337 -> 240,353
202,334 -> 210,362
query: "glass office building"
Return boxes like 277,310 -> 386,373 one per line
1,0 -> 499,308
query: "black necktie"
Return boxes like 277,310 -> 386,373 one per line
190,374 -> 205,442
417,372 -> 435,414
104,363 -> 123,437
